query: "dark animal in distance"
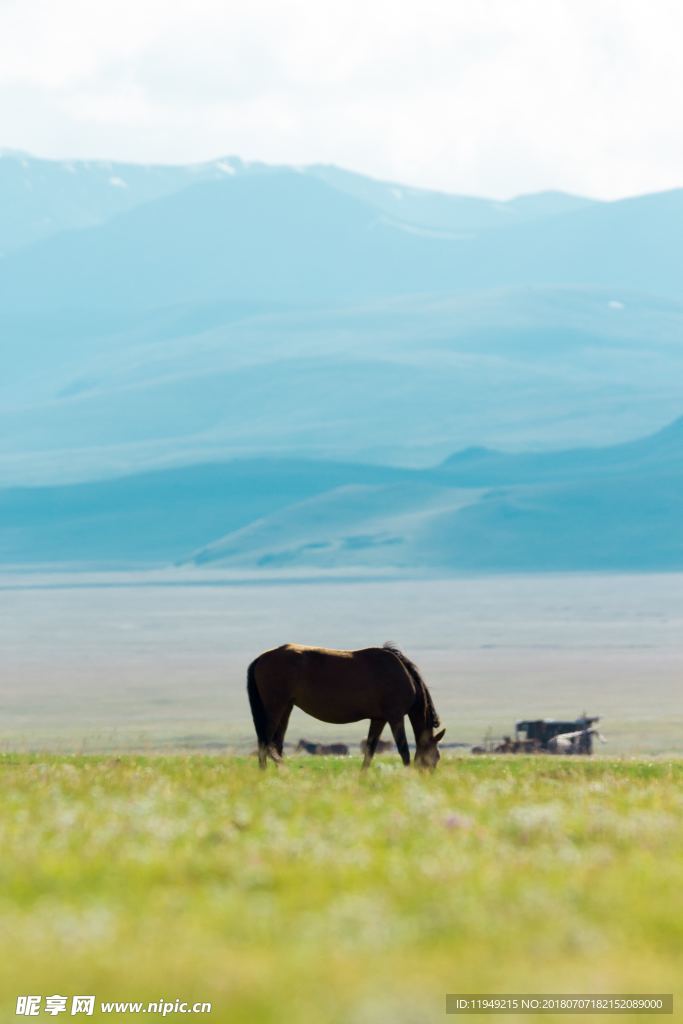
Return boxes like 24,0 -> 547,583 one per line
359,737 -> 395,755
493,736 -> 537,754
247,642 -> 445,771
296,739 -> 350,756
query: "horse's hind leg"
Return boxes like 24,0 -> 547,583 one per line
272,703 -> 293,758
257,713 -> 284,770
361,718 -> 386,770
262,695 -> 292,766
256,696 -> 290,768
390,718 -> 411,766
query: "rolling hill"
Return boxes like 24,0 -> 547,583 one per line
0,458 -> 409,565
3,286 -> 683,486
1,417 -> 681,572
187,417 -> 683,573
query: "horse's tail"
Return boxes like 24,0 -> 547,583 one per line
247,659 -> 269,745
383,641 -> 441,729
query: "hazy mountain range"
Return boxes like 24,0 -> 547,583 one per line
0,150 -> 597,256
1,153 -> 681,314
1,150 -> 681,571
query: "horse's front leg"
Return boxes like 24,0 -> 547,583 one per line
389,718 -> 410,766
361,718 -> 386,770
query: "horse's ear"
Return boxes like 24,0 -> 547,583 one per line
434,727 -> 446,743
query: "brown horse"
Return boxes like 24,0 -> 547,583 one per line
247,642 -> 445,770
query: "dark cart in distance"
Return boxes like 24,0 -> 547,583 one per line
472,715 -> 602,755
516,715 -> 601,754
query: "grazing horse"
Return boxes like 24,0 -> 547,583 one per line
296,739 -> 350,756
247,642 -> 445,770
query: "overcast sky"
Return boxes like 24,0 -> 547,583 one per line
0,0 -> 680,199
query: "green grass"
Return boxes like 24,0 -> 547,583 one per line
0,755 -> 681,1023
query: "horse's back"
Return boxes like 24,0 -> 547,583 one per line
283,643 -> 355,659
250,643 -> 415,724
281,643 -> 406,680
255,643 -> 387,667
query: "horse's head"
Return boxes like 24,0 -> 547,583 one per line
415,727 -> 446,771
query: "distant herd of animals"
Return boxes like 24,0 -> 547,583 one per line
295,737 -> 395,757
247,642 -> 602,770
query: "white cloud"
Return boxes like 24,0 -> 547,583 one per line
0,0 -> 681,198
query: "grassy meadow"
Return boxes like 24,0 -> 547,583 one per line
0,754 -> 681,1023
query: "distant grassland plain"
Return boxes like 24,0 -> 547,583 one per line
1,572 -> 682,755
0,756 -> 680,1023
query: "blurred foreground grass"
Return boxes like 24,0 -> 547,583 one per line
0,755 -> 681,1023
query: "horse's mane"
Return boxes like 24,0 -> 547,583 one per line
382,642 -> 440,729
